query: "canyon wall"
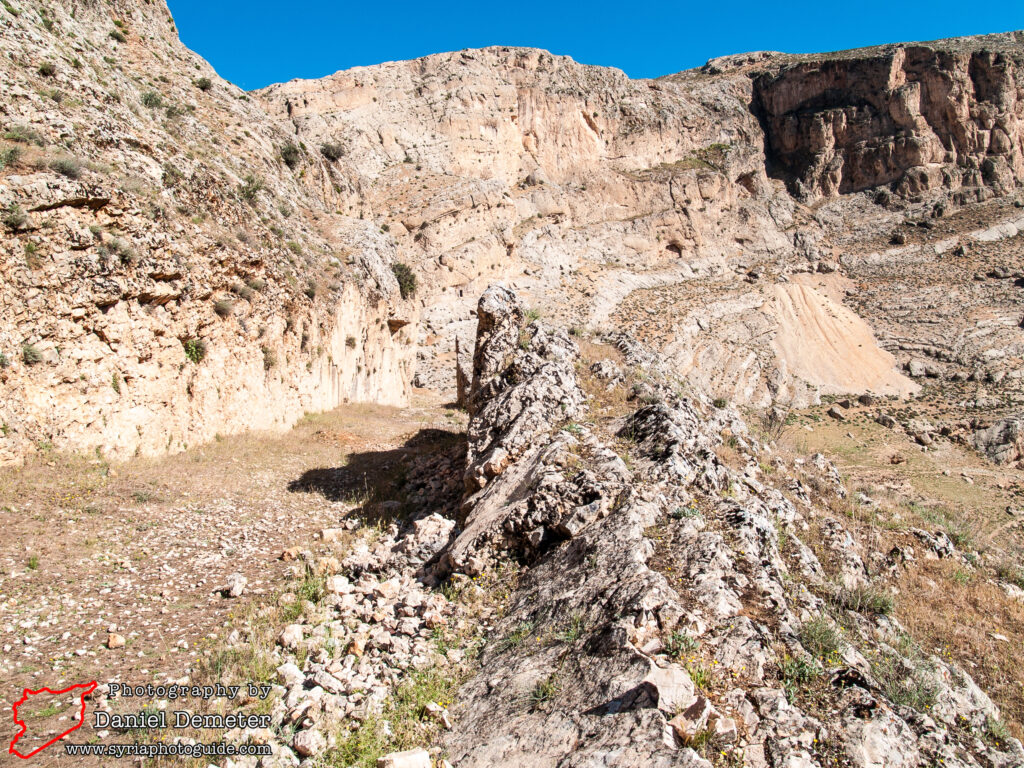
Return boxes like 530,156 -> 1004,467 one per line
0,0 -> 416,464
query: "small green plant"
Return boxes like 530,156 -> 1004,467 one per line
685,660 -> 713,691
4,123 -> 43,145
245,277 -> 266,292
870,650 -> 938,712
194,76 -> 212,91
106,237 -> 137,265
835,582 -> 893,615
951,568 -> 972,586
280,143 -> 301,169
670,505 -> 700,520
518,328 -> 532,350
995,561 -> 1024,589
500,621 -> 535,651
525,308 -> 541,321
798,616 -> 842,660
320,142 -> 344,161
555,614 -> 586,644
238,174 -> 263,202
346,335 -> 357,349
2,0 -> 21,17
22,344 -> 43,365
141,91 -> 162,108
213,299 -> 234,318
27,555 -> 39,570
109,29 -> 127,43
0,352 -> 8,369
111,371 -> 121,394
261,346 -> 276,370
664,631 -> 699,659
3,203 -> 27,231
713,397 -> 728,409
37,61 -> 56,77
0,145 -> 21,168
23,241 -> 41,269
231,282 -> 254,301
391,262 -> 417,299
779,653 -> 821,703
50,156 -> 82,179
303,282 -> 317,299
182,338 -> 206,364
529,673 -> 560,708
986,716 -> 1012,747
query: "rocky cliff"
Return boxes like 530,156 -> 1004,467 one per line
0,0 -> 417,464
255,33 -> 1024,412
753,34 -> 1024,200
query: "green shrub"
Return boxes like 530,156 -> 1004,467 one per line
0,352 -> 7,368
231,282 -> 254,301
391,262 -> 416,299
141,91 -> 162,108
799,616 -> 842,660
245,277 -> 266,292
713,397 -> 728,409
835,583 -> 894,615
529,674 -> 560,708
22,344 -> 43,365
780,654 -> 821,703
1,146 -> 22,168
109,29 -> 127,43
105,237 -> 137,266
261,346 -> 276,370
238,174 -> 263,202
995,561 -> 1024,589
3,0 -> 21,17
213,299 -> 234,318
280,143 -> 301,169
194,77 -> 212,91
320,142 -> 343,161
37,61 -> 56,77
871,650 -> 938,712
49,156 -> 82,179
3,203 -> 27,231
304,282 -> 317,299
182,338 -> 206,363
4,123 -> 43,145
111,372 -> 121,394
24,241 -> 41,269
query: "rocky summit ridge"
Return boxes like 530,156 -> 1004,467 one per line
3,2 -> 1024,766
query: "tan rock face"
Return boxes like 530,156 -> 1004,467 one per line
0,0 -> 416,464
255,36 -> 1024,410
754,36 -> 1024,200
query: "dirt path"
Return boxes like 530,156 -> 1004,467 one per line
0,393 -> 462,764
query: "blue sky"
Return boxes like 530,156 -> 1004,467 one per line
166,0 -> 1024,91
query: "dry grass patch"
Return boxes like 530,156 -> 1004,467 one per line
896,559 -> 1024,739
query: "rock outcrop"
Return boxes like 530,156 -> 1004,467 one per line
437,288 -> 1024,768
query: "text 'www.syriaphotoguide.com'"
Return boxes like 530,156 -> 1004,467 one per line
64,742 -> 271,758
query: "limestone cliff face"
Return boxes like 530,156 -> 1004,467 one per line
256,37 -> 1024,410
0,0 -> 416,464
753,33 -> 1024,200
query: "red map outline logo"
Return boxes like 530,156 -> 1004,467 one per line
8,681 -> 98,759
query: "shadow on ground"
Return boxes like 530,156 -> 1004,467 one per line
287,428 -> 466,526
